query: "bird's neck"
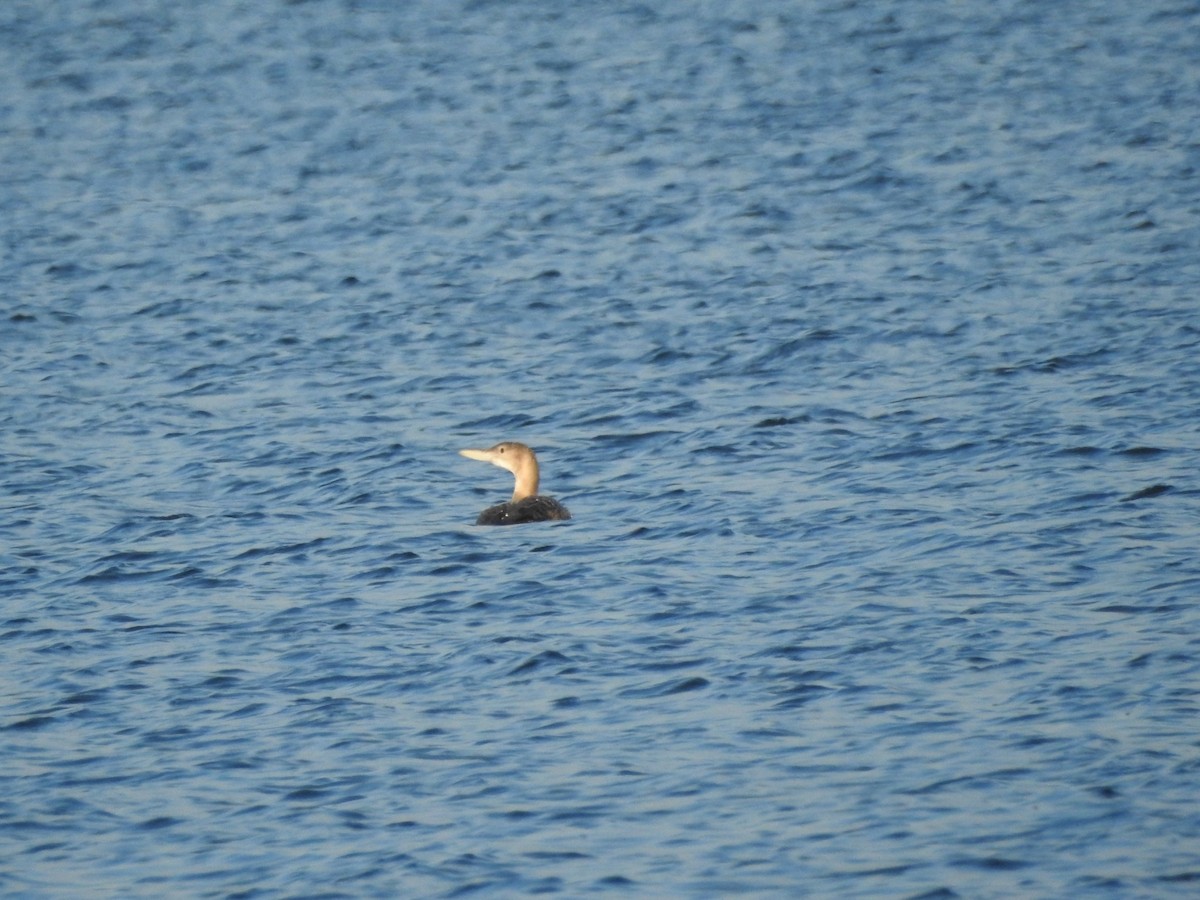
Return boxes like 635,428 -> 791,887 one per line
510,456 -> 539,502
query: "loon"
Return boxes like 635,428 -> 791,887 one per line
459,441 -> 572,526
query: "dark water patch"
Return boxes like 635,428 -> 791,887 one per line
75,565 -> 184,585
5,715 -> 57,731
222,703 -> 269,720
284,786 -> 332,802
618,677 -> 710,699
1116,446 -> 1168,458
639,657 -> 709,673
1121,483 -> 1172,501
138,816 -> 182,830
640,346 -> 693,365
592,430 -> 684,449
773,682 -> 835,710
201,673 -> 243,688
61,690 -> 107,706
594,874 -> 636,887
1054,490 -> 1116,509
234,538 -> 329,560
951,856 -> 1030,871
459,413 -> 539,431
993,348 -> 1114,376
508,650 -> 571,675
873,440 -> 980,462
753,415 -> 811,428
524,850 -> 591,862
1094,603 -> 1183,615
1158,871 -> 1200,883
901,768 -> 1033,796
121,622 -> 190,635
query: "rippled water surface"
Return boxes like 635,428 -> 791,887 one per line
4,0 -> 1200,896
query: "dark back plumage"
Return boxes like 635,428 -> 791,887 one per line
476,496 -> 571,526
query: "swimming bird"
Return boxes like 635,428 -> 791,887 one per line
458,441 -> 571,525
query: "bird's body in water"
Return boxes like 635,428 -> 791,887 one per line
459,441 -> 571,526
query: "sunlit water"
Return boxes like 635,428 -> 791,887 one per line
3,0 -> 1200,896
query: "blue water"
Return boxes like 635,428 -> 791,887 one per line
3,0 -> 1200,896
